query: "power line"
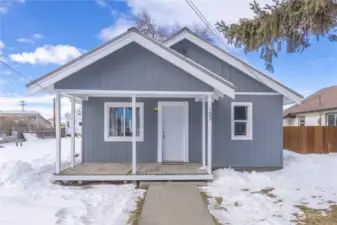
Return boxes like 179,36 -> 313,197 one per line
184,0 -> 265,83
185,0 -> 228,49
0,60 -> 45,90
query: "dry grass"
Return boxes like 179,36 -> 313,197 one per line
292,205 -> 337,225
251,187 -> 277,198
127,187 -> 148,225
200,192 -> 223,225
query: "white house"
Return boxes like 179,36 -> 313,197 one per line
283,85 -> 337,126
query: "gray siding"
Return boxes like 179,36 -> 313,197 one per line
82,97 -> 203,163
83,95 -> 283,168
54,43 -> 213,92
170,40 -> 275,93
212,95 -> 283,168
65,39 -> 283,169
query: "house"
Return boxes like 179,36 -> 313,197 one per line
65,108 -> 82,136
26,27 -> 302,182
0,110 -> 52,133
283,85 -> 337,126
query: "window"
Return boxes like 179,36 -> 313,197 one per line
231,102 -> 253,140
104,102 -> 144,142
326,113 -> 337,126
298,116 -> 305,126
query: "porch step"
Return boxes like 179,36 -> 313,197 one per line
138,184 -> 215,225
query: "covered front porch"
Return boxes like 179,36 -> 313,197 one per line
52,89 -> 232,182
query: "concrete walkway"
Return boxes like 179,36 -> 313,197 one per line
138,183 -> 215,225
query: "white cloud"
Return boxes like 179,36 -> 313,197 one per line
32,33 -> 43,40
9,45 -> 83,65
0,70 -> 11,76
0,0 -> 25,15
17,38 -> 34,44
125,0 -> 274,26
0,41 -> 5,49
17,33 -> 44,44
0,7 -> 8,15
99,18 -> 135,41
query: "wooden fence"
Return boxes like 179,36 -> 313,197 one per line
283,126 -> 337,154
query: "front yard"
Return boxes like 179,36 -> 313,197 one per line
1,137 -> 336,225
202,150 -> 337,225
0,137 -> 144,225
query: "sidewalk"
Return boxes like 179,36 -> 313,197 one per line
138,183 -> 215,225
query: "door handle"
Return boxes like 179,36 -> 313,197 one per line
162,131 -> 166,139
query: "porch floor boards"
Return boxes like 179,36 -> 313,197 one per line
59,163 -> 207,176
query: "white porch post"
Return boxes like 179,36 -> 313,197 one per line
132,95 -> 137,174
202,96 -> 206,167
207,94 -> 212,174
55,92 -> 61,174
70,96 -> 76,168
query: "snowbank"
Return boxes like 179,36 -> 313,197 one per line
0,138 -> 144,225
203,150 -> 337,225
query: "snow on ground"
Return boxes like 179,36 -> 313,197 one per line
203,150 -> 337,225
0,138 -> 144,225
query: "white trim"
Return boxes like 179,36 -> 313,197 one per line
157,101 -> 189,163
55,89 -> 214,98
236,92 -> 280,96
104,102 -> 144,142
28,31 -> 235,98
201,97 -> 206,167
231,102 -> 253,140
132,96 -> 137,174
165,31 -> 302,104
207,95 -> 212,174
70,96 -> 75,168
55,92 -> 61,174
51,174 -> 214,181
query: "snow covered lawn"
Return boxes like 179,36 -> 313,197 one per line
202,150 -> 337,225
0,137 -> 145,225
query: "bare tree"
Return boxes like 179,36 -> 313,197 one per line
135,11 -> 211,42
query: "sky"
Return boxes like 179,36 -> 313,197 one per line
0,0 -> 336,119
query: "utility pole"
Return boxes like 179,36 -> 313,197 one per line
19,100 -> 26,111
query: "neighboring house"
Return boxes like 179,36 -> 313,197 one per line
26,27 -> 302,182
284,85 -> 337,126
65,109 -> 82,135
0,110 -> 52,133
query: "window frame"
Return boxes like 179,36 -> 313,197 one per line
298,116 -> 306,126
104,102 -> 144,142
326,113 -> 337,126
231,102 -> 253,140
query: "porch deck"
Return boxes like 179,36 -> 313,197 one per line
54,163 -> 213,181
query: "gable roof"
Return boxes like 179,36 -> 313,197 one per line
26,28 -> 236,98
164,28 -> 303,104
284,85 -> 337,117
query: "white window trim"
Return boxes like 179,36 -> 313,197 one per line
326,113 -> 337,126
104,102 -> 144,142
231,102 -> 253,140
298,116 -> 306,126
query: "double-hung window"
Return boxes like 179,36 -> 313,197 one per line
231,102 -> 253,140
326,113 -> 337,126
104,102 -> 144,142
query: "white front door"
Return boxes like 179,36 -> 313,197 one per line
159,102 -> 188,162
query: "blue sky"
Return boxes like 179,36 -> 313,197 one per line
0,0 -> 336,118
